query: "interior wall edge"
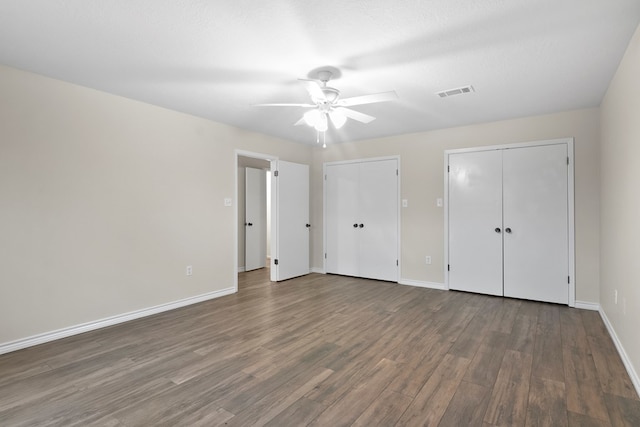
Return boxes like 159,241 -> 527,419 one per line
599,307 -> 640,397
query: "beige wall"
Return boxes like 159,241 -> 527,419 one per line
0,61 -> 605,349
311,108 -> 601,303
0,65 -> 310,345
600,23 -> 640,383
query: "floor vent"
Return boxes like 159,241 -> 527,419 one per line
437,85 -> 475,98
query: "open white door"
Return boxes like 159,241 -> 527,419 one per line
271,160 -> 310,281
245,167 -> 266,271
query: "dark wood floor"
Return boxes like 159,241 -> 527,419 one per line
1,269 -> 639,426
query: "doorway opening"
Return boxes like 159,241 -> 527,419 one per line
235,151 -> 276,291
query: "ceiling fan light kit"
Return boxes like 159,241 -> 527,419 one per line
255,69 -> 398,145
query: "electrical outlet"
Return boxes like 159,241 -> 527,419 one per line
186,265 -> 193,276
425,256 -> 432,265
615,289 -> 618,304
402,199 -> 408,208
436,198 -> 443,207
224,198 -> 232,207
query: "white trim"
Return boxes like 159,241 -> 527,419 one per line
238,266 -> 246,273
599,308 -> 640,397
0,287 -> 236,356
574,300 -> 600,311
444,137 -> 576,306
323,155 -> 401,281
310,267 -> 326,274
399,279 -> 447,290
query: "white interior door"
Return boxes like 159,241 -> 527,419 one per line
245,167 -> 266,271
272,160 -> 310,281
448,150 -> 504,296
358,159 -> 398,281
325,163 -> 360,277
503,145 -> 569,304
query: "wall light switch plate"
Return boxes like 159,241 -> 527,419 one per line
224,198 -> 232,207
402,199 -> 408,208
436,198 -> 443,207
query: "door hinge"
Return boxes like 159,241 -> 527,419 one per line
396,259 -> 398,266
325,174 -> 327,180
274,259 -> 278,265
447,264 -> 450,271
274,170 -> 279,177
447,165 -> 450,173
324,253 -> 327,259
567,157 -> 570,165
568,276 -> 570,284
396,169 -> 398,176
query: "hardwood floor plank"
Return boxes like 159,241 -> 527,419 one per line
438,381 -> 491,427
395,353 -> 471,426
563,344 -> 611,422
310,358 -> 399,427
1,269 -> 639,426
525,376 -> 568,427
588,335 -> 639,400
484,349 -> 533,426
351,388 -> 412,427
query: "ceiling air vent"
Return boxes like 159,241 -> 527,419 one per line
436,85 -> 475,98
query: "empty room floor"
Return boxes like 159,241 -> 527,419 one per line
1,269 -> 639,426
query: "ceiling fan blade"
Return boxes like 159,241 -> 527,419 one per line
253,103 -> 316,107
294,117 -> 306,126
338,91 -> 398,107
335,107 -> 376,124
299,79 -> 326,103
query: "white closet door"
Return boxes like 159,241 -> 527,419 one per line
245,167 -> 266,271
448,150 -> 504,296
359,159 -> 398,281
272,160 -> 309,281
503,145 -> 569,304
325,163 -> 360,277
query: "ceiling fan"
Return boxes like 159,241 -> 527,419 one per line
255,70 -> 398,135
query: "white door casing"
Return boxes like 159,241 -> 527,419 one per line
272,160 -> 310,281
244,167 -> 266,272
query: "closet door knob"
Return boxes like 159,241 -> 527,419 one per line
495,227 -> 501,233
247,222 -> 253,227
505,227 -> 512,233
306,224 -> 311,228
353,223 -> 358,228
359,224 -> 364,228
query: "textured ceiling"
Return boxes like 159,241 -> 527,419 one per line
1,0 -> 639,145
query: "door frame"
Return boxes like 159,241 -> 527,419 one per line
444,138 -> 575,307
234,150 -> 277,292
322,155 -> 402,281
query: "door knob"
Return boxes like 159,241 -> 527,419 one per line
306,224 -> 311,228
495,227 -> 501,233
505,227 -> 512,233
359,224 -> 364,228
248,222 -> 253,227
353,223 -> 358,228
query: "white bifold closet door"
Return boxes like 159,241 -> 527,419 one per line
448,144 -> 569,304
325,158 -> 398,282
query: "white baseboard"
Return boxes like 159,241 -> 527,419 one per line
238,266 -> 246,273
575,300 -> 600,311
398,279 -> 447,290
0,287 -> 236,356
598,308 -> 640,397
310,267 -> 326,274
